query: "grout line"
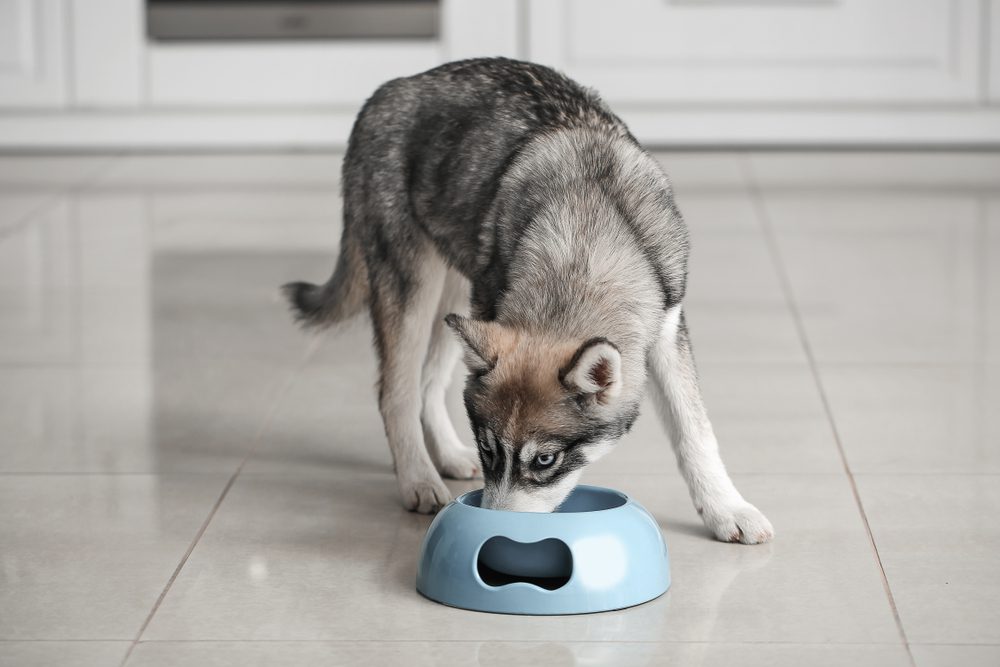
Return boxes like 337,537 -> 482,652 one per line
7,470 -> 1000,478
0,155 -> 122,241
6,637 -> 999,647
113,639 -> 932,646
8,638 -> 998,647
739,154 -> 917,667
118,335 -> 321,667
118,467 -> 242,667
0,471 -> 258,476
4,359 -> 998,371
122,639 -> 934,646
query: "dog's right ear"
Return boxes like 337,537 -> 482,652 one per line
560,338 -> 622,404
444,314 -> 510,374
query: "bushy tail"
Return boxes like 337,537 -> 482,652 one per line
282,237 -> 367,329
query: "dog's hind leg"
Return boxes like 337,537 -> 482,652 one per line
370,240 -> 452,514
421,268 -> 480,480
648,305 -> 774,544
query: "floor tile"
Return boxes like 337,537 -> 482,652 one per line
676,191 -> 761,234
150,250 -> 326,364
684,228 -> 787,306
0,156 -> 113,190
93,154 -> 341,189
856,474 -> 1000,644
125,640 -> 911,667
0,199 -> 80,364
820,364 -> 1000,473
987,198 -> 999,364
765,193 -> 983,363
4,150 -> 998,660
144,473 -> 897,644
0,196 -> 329,365
910,644 -> 1000,667
591,363 -> 841,475
0,193 -> 52,232
149,190 -> 340,252
242,363 -> 387,476
0,641 -> 129,667
672,192 -> 799,360
0,360 -> 292,473
652,152 -> 749,192
0,474 -> 229,639
748,152 -> 1000,191
683,302 -> 806,364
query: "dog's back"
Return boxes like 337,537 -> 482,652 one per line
350,59 -> 630,267
286,58 -> 635,325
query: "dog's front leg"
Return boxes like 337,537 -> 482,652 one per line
372,246 -> 452,514
648,305 -> 774,544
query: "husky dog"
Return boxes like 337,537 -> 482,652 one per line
284,58 -> 773,544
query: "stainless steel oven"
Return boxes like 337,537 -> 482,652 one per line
147,0 -> 439,41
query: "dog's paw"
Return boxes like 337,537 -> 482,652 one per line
436,445 -> 481,480
702,500 -> 774,545
399,475 -> 452,514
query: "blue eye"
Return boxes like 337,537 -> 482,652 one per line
535,453 -> 556,468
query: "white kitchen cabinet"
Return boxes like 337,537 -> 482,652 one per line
991,0 -> 1000,102
145,0 -> 521,107
528,0 -> 981,105
0,0 -> 998,147
146,41 -> 443,107
70,0 -> 144,106
0,0 -> 67,108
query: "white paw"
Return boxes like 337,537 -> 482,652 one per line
702,500 -> 774,545
436,445 -> 481,480
399,474 -> 452,514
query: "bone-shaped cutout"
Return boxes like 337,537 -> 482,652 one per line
476,536 -> 573,590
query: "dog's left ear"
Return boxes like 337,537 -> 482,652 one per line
560,338 -> 622,404
444,314 -> 513,374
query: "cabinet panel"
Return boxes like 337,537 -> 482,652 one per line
147,41 -> 443,107
991,0 -> 1000,102
70,0 -> 143,106
529,0 -> 981,104
0,0 -> 67,107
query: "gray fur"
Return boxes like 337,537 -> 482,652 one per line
286,58 -> 686,337
283,58 -> 772,542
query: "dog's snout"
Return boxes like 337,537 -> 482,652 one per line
480,488 -> 507,511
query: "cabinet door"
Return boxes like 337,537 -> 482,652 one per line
146,0 -> 520,108
0,0 -> 67,107
528,0 -> 980,105
991,0 -> 1000,102
146,42 -> 445,107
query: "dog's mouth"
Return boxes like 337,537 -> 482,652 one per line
478,486 -> 568,513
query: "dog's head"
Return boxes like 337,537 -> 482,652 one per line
445,314 -> 639,512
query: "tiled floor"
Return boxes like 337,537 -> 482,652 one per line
0,151 -> 997,667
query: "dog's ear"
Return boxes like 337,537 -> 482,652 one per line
444,314 -> 511,374
560,338 -> 622,404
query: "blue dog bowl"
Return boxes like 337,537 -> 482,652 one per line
416,485 -> 670,615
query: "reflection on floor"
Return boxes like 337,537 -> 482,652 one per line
0,152 -> 998,667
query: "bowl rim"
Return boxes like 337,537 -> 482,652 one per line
454,484 -> 632,515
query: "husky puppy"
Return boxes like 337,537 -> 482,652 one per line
284,58 -> 772,544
